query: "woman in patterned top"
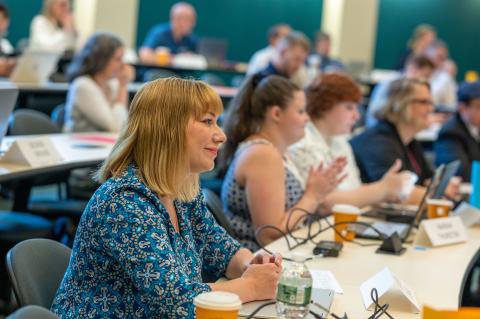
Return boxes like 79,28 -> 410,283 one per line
219,75 -> 346,251
51,78 -> 282,318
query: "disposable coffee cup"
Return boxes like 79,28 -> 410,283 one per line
426,198 -> 453,219
194,291 -> 242,319
332,204 -> 361,242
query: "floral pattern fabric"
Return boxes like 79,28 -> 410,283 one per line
51,165 -> 241,318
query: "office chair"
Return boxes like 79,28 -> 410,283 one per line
6,305 -> 60,319
202,189 -> 234,236
6,238 -> 71,308
9,109 -> 61,135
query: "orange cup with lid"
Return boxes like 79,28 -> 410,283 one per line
194,291 -> 242,319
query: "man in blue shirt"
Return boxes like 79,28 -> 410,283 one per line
139,2 -> 198,64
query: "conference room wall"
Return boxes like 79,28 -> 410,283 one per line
374,0 -> 480,81
136,0 -> 323,62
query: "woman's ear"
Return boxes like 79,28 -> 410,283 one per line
268,105 -> 283,123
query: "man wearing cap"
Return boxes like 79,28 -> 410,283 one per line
435,81 -> 480,182
139,2 -> 198,64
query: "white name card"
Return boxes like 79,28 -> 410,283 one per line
360,267 -> 420,314
453,202 -> 480,227
414,216 -> 468,247
0,137 -> 63,167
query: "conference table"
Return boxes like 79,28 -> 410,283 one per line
0,133 -> 116,183
260,218 -> 480,318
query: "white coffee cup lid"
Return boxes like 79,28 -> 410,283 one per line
194,291 -> 242,311
332,204 -> 360,215
426,198 -> 453,206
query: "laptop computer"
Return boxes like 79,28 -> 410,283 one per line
197,37 -> 228,68
239,288 -> 334,319
356,160 -> 461,240
362,160 -> 460,222
0,84 -> 18,147
10,49 -> 61,84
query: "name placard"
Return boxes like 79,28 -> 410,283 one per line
360,267 -> 420,314
0,137 -> 63,167
453,202 -> 480,227
414,216 -> 468,247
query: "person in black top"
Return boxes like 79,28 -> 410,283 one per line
351,78 -> 459,203
255,31 -> 310,86
435,81 -> 480,182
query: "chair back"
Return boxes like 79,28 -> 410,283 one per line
6,238 -> 71,308
6,305 -> 59,319
202,189 -> 235,236
9,109 -> 60,135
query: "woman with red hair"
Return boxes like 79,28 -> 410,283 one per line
289,73 -> 410,207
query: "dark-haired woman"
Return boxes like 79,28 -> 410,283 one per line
220,75 -> 345,251
63,33 -> 134,133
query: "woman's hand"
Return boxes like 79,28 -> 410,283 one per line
444,176 -> 462,201
241,262 -> 281,300
249,252 -> 282,267
118,64 -> 135,85
380,159 -> 416,201
304,157 -> 347,203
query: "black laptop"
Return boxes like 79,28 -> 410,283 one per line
356,160 -> 460,240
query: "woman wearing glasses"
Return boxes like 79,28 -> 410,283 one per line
350,78 -> 459,202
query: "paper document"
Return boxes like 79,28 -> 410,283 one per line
310,270 -> 343,294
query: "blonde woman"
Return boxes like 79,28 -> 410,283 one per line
29,0 -> 76,52
395,24 -> 436,70
51,78 -> 281,318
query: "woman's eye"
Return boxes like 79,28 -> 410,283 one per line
202,118 -> 213,125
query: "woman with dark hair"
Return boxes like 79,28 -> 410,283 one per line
63,32 -> 134,133
220,75 -> 345,251
289,73 -> 410,207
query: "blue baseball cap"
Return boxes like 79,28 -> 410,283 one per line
457,81 -> 480,103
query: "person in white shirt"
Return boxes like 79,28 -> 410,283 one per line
0,4 -> 15,76
63,33 -> 135,133
289,73 -> 411,207
427,40 -> 457,111
29,0 -> 77,53
246,24 -> 291,75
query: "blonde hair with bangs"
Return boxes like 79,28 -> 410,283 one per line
96,77 -> 223,201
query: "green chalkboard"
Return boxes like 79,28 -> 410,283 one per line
136,0 -> 323,62
3,0 -> 41,48
374,0 -> 480,81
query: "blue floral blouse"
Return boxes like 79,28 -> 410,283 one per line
51,165 -> 241,318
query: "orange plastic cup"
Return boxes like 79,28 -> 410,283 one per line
332,204 -> 360,242
194,291 -> 242,319
155,47 -> 171,66
426,198 -> 453,219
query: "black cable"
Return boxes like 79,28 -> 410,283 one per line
244,301 -> 276,319
254,207 -> 388,256
367,288 -> 394,319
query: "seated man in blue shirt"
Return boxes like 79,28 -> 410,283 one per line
435,81 -> 480,182
139,2 -> 198,64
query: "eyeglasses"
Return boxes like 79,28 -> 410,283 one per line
410,98 -> 434,106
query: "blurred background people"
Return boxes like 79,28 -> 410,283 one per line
307,31 -> 345,73
29,0 -> 77,53
63,33 -> 134,133
246,23 -> 291,75
139,2 -> 198,64
435,81 -> 480,182
254,31 -> 310,88
395,24 -> 436,70
366,55 -> 435,127
0,3 -> 15,76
